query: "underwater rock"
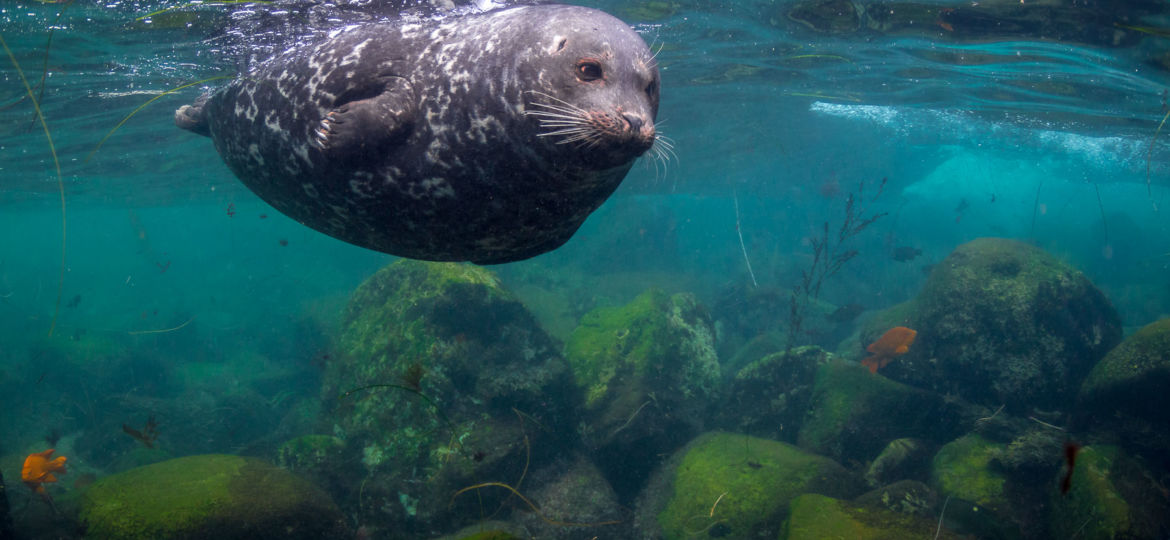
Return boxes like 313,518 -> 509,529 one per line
853,238 -> 1121,412
991,427 -> 1063,481
930,434 -> 1025,540
0,469 -> 12,540
864,438 -> 933,488
779,492 -> 966,540
322,260 -> 575,534
430,524 -> 525,540
635,431 -> 862,539
512,454 -> 629,539
796,358 -> 966,463
853,479 -> 938,518
1048,444 -> 1170,539
1078,317 -> 1170,461
79,454 -> 347,539
722,346 -> 826,442
930,434 -> 1008,513
276,435 -> 345,494
564,288 -> 720,499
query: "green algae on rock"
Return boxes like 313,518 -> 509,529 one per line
796,358 -> 965,463
722,346 -> 826,442
79,454 -> 347,539
1048,444 -> 1170,539
864,438 -> 933,488
780,493 -> 966,540
322,260 -> 575,533
564,288 -> 720,497
1078,318 -> 1170,464
639,432 -> 861,539
930,434 -> 1007,512
852,238 -> 1121,412
1080,317 -> 1170,417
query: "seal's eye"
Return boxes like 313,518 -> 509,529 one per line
576,61 -> 603,82
645,79 -> 658,98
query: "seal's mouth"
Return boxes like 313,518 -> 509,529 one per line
524,92 -> 656,157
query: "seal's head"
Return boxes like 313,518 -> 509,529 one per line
520,6 -> 660,169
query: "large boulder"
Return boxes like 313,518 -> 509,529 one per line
636,432 -> 862,539
1078,318 -> 1170,462
78,454 -> 347,539
564,288 -> 720,498
852,238 -> 1121,412
321,260 -> 576,534
721,346 -> 826,442
796,358 -> 967,463
1048,445 -> 1170,539
779,493 -> 967,540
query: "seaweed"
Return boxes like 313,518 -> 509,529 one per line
787,177 -> 886,350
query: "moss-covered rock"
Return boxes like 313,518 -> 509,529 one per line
276,435 -> 345,493
513,454 -> 627,540
796,358 -> 965,462
1078,318 -> 1170,461
853,480 -> 938,518
930,434 -> 1008,512
780,493 -> 965,540
864,438 -> 933,488
637,432 -> 861,539
722,346 -> 826,442
79,454 -> 347,539
859,238 -> 1120,412
322,260 -> 576,533
1048,445 -> 1170,539
565,288 -> 720,498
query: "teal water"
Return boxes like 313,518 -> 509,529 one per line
3,0 -> 1170,538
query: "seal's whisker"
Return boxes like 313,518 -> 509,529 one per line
531,118 -> 585,126
525,105 -> 588,118
525,110 -> 586,119
525,91 -> 589,115
540,128 -> 591,137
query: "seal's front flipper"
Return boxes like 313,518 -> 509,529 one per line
175,93 -> 211,137
314,76 -> 415,158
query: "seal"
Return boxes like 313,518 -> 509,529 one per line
176,4 -> 661,264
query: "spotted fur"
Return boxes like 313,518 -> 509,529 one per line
176,5 -> 659,264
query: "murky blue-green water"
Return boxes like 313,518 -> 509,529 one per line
2,1 -> 1169,538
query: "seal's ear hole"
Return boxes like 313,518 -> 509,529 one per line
555,38 -> 567,53
576,60 -> 603,82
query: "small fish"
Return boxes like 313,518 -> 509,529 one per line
827,303 -> 865,323
955,198 -> 969,214
892,246 -> 922,262
22,449 -> 67,495
1060,442 -> 1081,494
861,326 -> 917,374
66,294 -> 81,308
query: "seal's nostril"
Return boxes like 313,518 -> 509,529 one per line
623,113 -> 643,131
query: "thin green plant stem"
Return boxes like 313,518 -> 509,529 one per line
32,0 -> 75,117
0,33 -> 66,338
86,75 -> 230,162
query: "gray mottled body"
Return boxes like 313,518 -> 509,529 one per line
177,4 -> 659,264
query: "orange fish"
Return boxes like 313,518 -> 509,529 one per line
861,326 -> 917,374
22,448 -> 67,494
